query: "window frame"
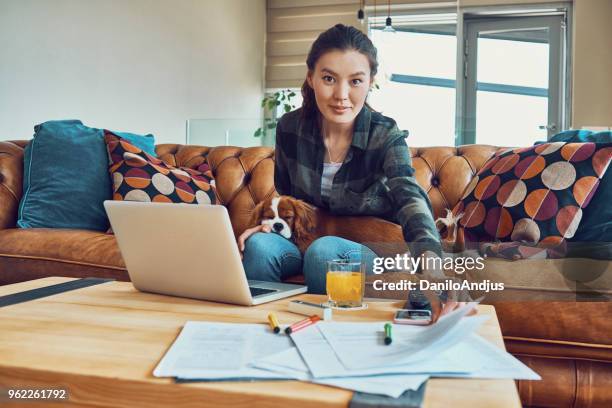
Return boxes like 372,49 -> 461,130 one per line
366,2 -> 572,147
369,10 -> 459,147
461,14 -> 568,144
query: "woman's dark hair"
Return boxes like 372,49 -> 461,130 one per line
301,24 -> 378,120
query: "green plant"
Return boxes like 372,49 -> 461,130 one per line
254,89 -> 298,137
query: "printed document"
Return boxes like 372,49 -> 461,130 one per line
253,347 -> 429,398
306,303 -> 488,372
154,322 -> 295,379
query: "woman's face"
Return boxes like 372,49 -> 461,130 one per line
307,49 -> 373,126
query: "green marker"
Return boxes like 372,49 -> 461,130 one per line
384,323 -> 393,345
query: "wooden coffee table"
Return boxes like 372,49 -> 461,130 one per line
0,277 -> 521,407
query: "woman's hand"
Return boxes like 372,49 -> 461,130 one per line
237,224 -> 272,258
422,286 -> 476,323
419,251 -> 476,323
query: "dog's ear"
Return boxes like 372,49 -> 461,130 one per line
248,200 -> 266,228
292,198 -> 316,248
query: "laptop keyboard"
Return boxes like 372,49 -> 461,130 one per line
249,287 -> 278,297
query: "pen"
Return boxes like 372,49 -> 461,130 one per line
285,315 -> 320,335
384,323 -> 393,345
267,313 -> 281,334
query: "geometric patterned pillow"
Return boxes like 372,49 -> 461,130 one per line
104,131 -> 216,205
453,142 -> 611,248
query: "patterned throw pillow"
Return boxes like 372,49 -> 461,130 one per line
105,131 -> 216,205
453,142 -> 611,256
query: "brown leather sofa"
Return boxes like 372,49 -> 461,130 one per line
1,140 -> 611,407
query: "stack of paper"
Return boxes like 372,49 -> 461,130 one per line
154,322 -> 295,380
154,303 -> 540,398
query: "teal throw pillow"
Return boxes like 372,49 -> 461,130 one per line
18,120 -> 156,231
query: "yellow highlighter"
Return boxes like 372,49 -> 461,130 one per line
268,313 -> 281,334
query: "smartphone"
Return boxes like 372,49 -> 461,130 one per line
393,309 -> 432,325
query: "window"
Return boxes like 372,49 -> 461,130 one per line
369,27 -> 457,147
463,15 -> 567,145
369,5 -> 570,147
472,34 -> 549,146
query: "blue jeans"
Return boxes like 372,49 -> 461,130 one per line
242,232 -> 377,294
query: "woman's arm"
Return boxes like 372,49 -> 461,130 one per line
274,120 -> 291,196
382,135 -> 473,322
382,134 -> 442,258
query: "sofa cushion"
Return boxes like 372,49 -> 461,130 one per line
454,142 -> 611,257
106,131 -> 216,205
17,120 -> 157,232
0,228 -> 127,285
18,120 -> 111,231
545,130 -> 612,243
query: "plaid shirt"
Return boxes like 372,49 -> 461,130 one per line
274,106 -> 442,257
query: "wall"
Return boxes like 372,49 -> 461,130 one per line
0,0 -> 266,144
572,0 -> 612,128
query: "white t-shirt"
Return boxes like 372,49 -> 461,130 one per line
321,162 -> 342,201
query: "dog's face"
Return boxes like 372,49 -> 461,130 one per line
249,196 -> 315,242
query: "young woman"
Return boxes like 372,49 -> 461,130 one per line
239,24 -> 457,318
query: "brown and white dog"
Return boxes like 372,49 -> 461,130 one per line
249,196 -> 317,252
248,196 -> 411,257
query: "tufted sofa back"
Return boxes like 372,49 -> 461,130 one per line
1,140 -> 506,235
409,145 -> 507,217
155,143 -> 507,238
155,144 -> 277,238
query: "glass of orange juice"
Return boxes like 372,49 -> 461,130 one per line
326,259 -> 365,309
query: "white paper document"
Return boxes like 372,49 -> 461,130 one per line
315,374 -> 429,398
290,303 -> 487,376
153,321 -> 296,379
285,320 -> 485,378
443,334 -> 541,380
254,336 -> 482,378
254,331 -> 539,391
153,303 -> 539,398
319,303 -> 487,370
253,347 -> 429,398
253,348 -> 311,380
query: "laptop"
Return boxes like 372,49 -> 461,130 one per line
104,200 -> 307,305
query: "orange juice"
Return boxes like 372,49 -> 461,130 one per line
326,271 -> 364,307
